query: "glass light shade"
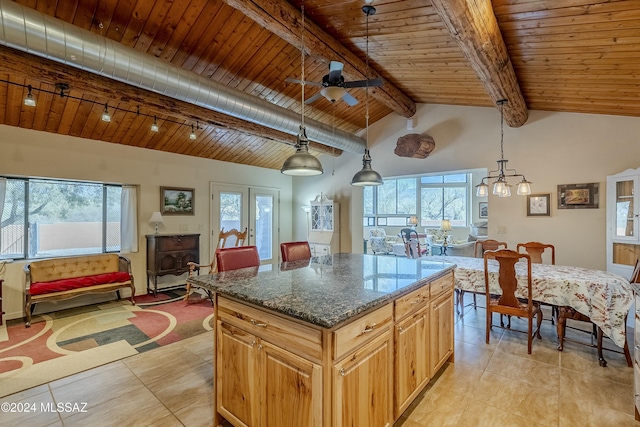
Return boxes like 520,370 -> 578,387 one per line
493,180 -> 506,195
321,86 -> 346,102
281,126 -> 323,176
189,128 -> 197,140
351,150 -> 383,186
101,104 -> 111,122
517,180 -> 532,196
150,117 -> 159,132
475,182 -> 488,197
498,184 -> 512,198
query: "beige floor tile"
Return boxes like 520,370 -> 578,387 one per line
178,331 -> 214,362
472,370 -> 559,426
123,344 -> 204,384
496,328 -> 560,366
1,388 -> 61,427
454,322 -> 503,349
558,399 -> 637,427
402,383 -> 466,426
61,385 -> 172,427
485,349 -> 561,392
146,360 -> 213,413
455,399 -> 548,427
453,339 -> 495,370
173,391 -> 215,427
559,339 -> 632,385
559,367 -> 634,415
147,414 -> 186,427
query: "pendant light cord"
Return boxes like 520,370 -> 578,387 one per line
365,10 -> 370,151
300,3 -> 305,130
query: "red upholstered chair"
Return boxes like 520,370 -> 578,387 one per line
280,241 -> 312,262
216,246 -> 261,272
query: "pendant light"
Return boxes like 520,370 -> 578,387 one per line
24,85 -> 36,106
351,3 -> 383,187
101,103 -> 111,122
475,100 -> 531,197
281,3 -> 323,176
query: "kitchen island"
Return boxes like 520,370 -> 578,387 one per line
187,253 -> 455,427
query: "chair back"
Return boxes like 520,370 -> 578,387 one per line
631,259 -> 640,283
281,241 -> 312,262
400,228 -> 418,244
484,249 -> 532,310
517,241 -> 555,264
216,246 -> 260,272
218,227 -> 248,249
475,239 -> 507,258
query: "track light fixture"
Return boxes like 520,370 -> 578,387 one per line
101,103 -> 111,122
24,85 -> 36,107
151,115 -> 159,132
190,124 -> 197,140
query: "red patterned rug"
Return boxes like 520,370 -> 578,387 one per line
0,289 -> 214,397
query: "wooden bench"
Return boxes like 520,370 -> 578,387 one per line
24,254 -> 135,327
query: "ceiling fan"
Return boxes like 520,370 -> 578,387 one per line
286,61 -> 383,106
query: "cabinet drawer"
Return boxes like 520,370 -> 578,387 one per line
157,235 -> 199,251
333,304 -> 393,361
430,272 -> 453,299
310,243 -> 330,256
395,284 -> 430,321
218,297 -> 322,361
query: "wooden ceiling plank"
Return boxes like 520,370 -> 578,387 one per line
136,0 -> 190,55
429,0 -> 528,127
220,0 -> 416,118
5,76 -> 26,127
68,96 -> 97,138
157,0 -> 209,62
118,0 -> 157,47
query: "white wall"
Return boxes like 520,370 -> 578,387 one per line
0,125 -> 293,320
293,104 -> 640,270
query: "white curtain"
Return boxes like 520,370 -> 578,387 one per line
0,178 -> 6,253
120,185 -> 138,253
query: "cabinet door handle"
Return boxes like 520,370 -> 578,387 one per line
257,344 -> 263,351
362,323 -> 377,333
251,340 -> 256,347
250,319 -> 268,327
411,298 -> 422,305
339,368 -> 346,377
398,326 -> 404,333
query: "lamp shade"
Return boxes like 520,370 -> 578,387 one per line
149,212 -> 164,224
321,86 -> 346,102
351,150 -> 383,186
281,126 -> 323,176
440,219 -> 452,231
409,216 -> 418,226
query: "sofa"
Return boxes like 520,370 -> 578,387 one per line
23,254 -> 135,327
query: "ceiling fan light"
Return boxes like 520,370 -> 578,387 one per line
320,86 -> 346,102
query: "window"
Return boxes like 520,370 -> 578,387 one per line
0,177 -> 122,259
364,172 -> 471,228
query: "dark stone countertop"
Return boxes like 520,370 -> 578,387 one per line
187,253 -> 455,328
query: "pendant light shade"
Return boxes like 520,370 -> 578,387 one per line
351,3 -> 382,187
281,125 -> 323,176
351,149 -> 383,186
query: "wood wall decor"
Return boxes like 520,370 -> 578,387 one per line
394,134 -> 436,159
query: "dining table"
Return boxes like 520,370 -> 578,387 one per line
424,255 -> 633,348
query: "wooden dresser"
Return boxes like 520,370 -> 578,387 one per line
146,234 -> 199,296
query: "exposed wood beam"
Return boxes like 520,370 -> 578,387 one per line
0,45 -> 342,157
429,0 -> 528,127
221,0 -> 416,119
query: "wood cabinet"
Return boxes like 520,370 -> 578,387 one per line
607,168 -> 640,278
146,234 -> 199,295
212,270 -> 454,427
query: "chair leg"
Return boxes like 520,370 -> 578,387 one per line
528,315 -> 533,354
486,311 -> 491,345
624,340 -> 633,367
557,311 -> 566,351
536,306 -> 543,339
472,293 -> 477,310
455,289 -> 461,315
184,282 -> 192,302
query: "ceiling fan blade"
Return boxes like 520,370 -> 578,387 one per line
328,61 -> 344,83
285,78 -> 323,87
342,92 -> 359,107
305,92 -> 324,104
344,78 -> 384,88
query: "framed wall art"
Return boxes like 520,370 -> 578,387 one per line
479,202 -> 488,219
527,194 -> 551,216
161,187 -> 195,215
558,183 -> 599,209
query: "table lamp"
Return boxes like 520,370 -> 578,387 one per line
149,211 -> 164,234
408,216 -> 418,229
440,219 -> 451,254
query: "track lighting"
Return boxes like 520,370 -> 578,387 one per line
101,103 -> 111,122
190,124 -> 197,140
150,116 -> 159,132
24,85 -> 36,107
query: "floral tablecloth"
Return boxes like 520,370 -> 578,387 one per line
435,256 -> 633,348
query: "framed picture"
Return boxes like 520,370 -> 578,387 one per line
161,187 -> 195,215
479,202 -> 488,219
558,183 -> 599,209
527,194 -> 551,216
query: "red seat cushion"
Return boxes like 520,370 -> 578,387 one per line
30,272 -> 131,296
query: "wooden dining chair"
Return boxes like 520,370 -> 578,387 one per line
484,249 -> 543,354
185,227 -> 248,302
216,246 -> 261,272
280,241 -> 312,262
556,259 -> 638,367
457,239 -> 508,315
400,228 -> 422,258
517,242 -> 555,265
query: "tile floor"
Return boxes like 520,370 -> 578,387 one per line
2,297 -> 636,427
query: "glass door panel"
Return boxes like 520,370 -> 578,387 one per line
615,180 -> 635,238
250,188 -> 279,264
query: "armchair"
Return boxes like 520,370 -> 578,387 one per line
368,228 -> 396,254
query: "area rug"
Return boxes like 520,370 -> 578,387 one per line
0,289 -> 214,397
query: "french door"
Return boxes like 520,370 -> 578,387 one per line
210,183 -> 279,264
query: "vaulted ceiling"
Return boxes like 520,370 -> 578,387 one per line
0,0 -> 638,170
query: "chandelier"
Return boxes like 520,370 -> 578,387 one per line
475,100 -> 531,198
